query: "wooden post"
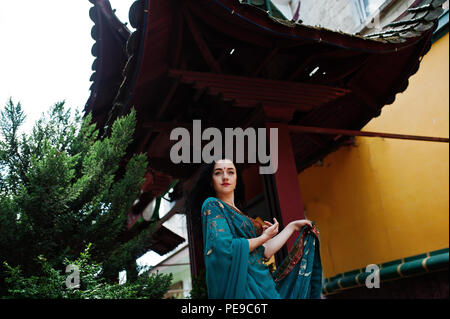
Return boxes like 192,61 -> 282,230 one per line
266,122 -> 305,251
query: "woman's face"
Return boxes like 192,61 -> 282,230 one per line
211,159 -> 237,196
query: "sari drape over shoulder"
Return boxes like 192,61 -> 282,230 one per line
201,197 -> 323,299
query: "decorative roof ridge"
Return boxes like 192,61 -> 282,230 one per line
363,0 -> 446,43
86,0 -> 131,118
207,0 -> 443,51
240,0 -> 445,44
102,0 -> 145,133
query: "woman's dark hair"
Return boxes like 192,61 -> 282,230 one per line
184,159 -> 246,246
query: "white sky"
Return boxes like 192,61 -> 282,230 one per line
367,0 -> 386,15
0,0 -> 135,133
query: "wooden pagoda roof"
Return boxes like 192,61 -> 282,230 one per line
85,0 -> 130,128
85,0 -> 445,230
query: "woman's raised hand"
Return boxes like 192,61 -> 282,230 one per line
288,219 -> 313,231
261,218 -> 279,241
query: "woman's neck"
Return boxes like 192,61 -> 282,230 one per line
217,193 -> 235,208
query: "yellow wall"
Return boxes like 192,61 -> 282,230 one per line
297,33 -> 449,279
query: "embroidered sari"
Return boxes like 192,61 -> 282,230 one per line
201,197 -> 323,299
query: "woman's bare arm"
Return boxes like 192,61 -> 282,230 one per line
262,219 -> 313,259
248,235 -> 269,253
248,218 -> 312,257
262,223 -> 294,259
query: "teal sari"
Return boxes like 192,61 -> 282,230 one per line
201,197 -> 323,299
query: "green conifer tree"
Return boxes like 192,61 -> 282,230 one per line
0,99 -> 172,298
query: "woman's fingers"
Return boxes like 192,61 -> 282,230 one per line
262,219 -> 279,237
269,223 -> 278,233
264,219 -> 278,226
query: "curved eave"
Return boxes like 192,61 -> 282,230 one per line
190,0 -> 443,52
111,0 -> 441,117
85,0 -> 131,129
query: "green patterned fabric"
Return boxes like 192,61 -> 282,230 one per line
201,197 -> 323,299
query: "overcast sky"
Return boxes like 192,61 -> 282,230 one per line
0,0 -> 134,133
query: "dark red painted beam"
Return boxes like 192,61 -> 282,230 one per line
183,7 -> 222,73
142,121 -> 449,143
169,69 -> 350,95
252,47 -> 279,77
289,125 -> 450,143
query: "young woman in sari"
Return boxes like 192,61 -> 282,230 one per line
185,159 -> 323,299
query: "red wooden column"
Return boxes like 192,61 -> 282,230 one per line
266,122 -> 305,250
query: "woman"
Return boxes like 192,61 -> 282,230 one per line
185,159 -> 322,299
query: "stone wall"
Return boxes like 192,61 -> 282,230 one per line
273,0 -> 419,35
294,0 -> 358,33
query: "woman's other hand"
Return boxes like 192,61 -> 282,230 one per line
261,218 -> 279,241
288,219 -> 313,231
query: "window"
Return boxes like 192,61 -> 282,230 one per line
353,0 -> 387,24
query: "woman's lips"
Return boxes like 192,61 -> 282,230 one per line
221,183 -> 231,186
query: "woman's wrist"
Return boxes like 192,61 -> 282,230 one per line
248,235 -> 269,253
285,222 -> 294,232
260,233 -> 271,244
